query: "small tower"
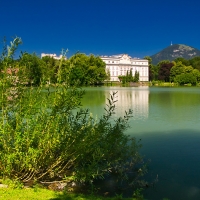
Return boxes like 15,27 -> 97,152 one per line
171,41 -> 173,46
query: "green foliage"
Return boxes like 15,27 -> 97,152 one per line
151,57 -> 200,84
174,57 -> 190,66
2,178 -> 24,189
56,49 -> 68,84
105,68 -> 111,81
170,61 -> 186,82
170,61 -> 200,85
133,71 -> 139,82
143,56 -> 152,65
175,73 -> 197,85
189,56 -> 200,71
1,39 -> 107,86
118,75 -> 126,84
192,69 -> 200,82
148,64 -> 159,81
1,87 -> 145,185
41,55 -> 60,83
0,36 -> 22,82
118,70 -> 137,84
132,188 -> 144,200
0,36 -> 22,69
68,53 -> 107,86
18,52 -> 46,85
0,37 -> 146,195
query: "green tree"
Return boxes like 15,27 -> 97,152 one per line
86,54 -> 107,84
175,73 -> 197,85
189,56 -> 200,71
68,53 -> 88,85
68,53 -> 107,86
174,57 -> 190,66
105,68 -> 110,81
133,70 -> 139,82
19,52 -> 45,85
148,64 -> 158,81
126,70 -> 129,82
192,69 -> 200,82
144,56 -> 155,81
170,61 -> 185,82
158,62 -> 174,82
129,69 -> 134,82
184,65 -> 193,73
41,55 -> 58,83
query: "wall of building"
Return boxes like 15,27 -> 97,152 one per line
100,54 -> 149,82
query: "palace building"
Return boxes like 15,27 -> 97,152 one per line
100,54 -> 149,82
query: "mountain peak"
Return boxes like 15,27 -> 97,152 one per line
151,44 -> 200,65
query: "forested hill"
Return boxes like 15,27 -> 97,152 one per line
150,44 -> 200,65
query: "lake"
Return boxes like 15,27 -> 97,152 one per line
81,86 -> 200,200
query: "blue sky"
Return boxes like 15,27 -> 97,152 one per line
1,0 -> 200,58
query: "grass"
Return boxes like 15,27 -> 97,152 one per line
149,81 -> 178,86
0,188 -> 141,200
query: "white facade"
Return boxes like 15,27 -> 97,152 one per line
100,54 -> 149,82
41,53 -> 65,60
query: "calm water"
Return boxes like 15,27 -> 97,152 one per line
81,86 -> 200,200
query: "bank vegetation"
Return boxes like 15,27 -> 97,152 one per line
0,37 -> 148,198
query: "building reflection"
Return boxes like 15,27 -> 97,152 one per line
105,87 -> 149,120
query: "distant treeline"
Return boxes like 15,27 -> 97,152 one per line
0,52 -> 109,86
145,56 -> 200,85
2,44 -> 200,86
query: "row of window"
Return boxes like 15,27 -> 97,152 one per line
111,71 -> 148,76
106,61 -> 148,65
108,70 -> 148,75
108,66 -> 148,70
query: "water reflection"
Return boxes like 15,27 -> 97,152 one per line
82,86 -> 149,121
105,87 -> 149,120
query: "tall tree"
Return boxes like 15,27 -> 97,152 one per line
144,56 -> 155,81
174,57 -> 190,66
192,69 -> 200,82
19,53 -> 45,85
170,61 -> 185,82
189,56 -> 200,71
42,55 -> 58,83
68,53 -> 107,85
133,70 -> 139,82
158,62 -> 174,82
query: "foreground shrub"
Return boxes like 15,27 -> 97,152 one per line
0,37 -> 146,193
